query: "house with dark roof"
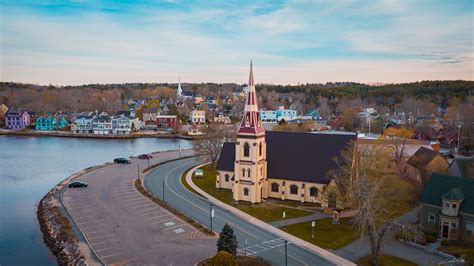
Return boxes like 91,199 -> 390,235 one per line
215,63 -> 353,208
449,157 -> 474,179
407,146 -> 449,182
420,173 -> 474,241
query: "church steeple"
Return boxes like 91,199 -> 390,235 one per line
237,61 -> 265,136
177,76 -> 182,98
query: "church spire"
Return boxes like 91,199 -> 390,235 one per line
237,62 -> 265,136
177,76 -> 182,98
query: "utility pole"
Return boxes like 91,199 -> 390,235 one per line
137,164 -> 140,180
284,240 -> 288,266
162,179 -> 165,203
457,122 -> 463,154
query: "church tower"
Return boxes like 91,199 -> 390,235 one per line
177,76 -> 182,98
233,62 -> 268,203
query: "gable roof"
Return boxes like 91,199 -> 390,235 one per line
217,142 -> 236,172
449,157 -> 474,179
420,173 -> 474,214
143,107 -> 158,114
442,187 -> 465,201
407,147 -> 441,168
217,131 -> 355,184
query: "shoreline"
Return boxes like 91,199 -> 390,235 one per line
0,129 -> 201,140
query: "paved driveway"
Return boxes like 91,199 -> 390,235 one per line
62,150 -> 215,265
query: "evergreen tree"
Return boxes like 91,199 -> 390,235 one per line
216,223 -> 238,256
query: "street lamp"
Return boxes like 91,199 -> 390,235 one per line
284,240 -> 288,266
283,210 -> 286,228
137,164 -> 140,180
209,204 -> 214,231
244,238 -> 247,256
311,221 -> 315,239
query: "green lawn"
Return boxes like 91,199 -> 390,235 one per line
188,165 -> 311,223
280,217 -> 359,250
356,255 -> 417,266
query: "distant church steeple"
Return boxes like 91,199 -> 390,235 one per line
177,76 -> 182,98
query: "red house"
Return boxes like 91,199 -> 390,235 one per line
156,115 -> 177,128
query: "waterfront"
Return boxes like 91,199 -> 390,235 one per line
0,135 -> 191,265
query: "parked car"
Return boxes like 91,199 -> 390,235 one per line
138,154 -> 153,159
68,181 -> 88,188
114,158 -> 131,164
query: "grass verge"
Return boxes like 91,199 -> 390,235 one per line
356,255 -> 417,266
134,178 -> 214,236
199,255 -> 271,266
185,164 -> 311,223
439,241 -> 474,264
281,217 -> 359,250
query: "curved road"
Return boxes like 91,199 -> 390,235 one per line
145,157 -> 337,266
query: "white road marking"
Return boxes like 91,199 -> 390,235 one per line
88,233 -> 118,240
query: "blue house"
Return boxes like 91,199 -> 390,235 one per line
57,117 -> 69,129
35,115 -> 57,130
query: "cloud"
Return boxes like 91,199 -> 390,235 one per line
1,0 -> 472,85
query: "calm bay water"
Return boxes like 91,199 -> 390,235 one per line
0,135 -> 192,265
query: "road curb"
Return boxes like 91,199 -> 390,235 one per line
185,164 -> 356,266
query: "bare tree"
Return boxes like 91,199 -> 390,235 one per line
193,123 -> 234,169
333,142 -> 400,266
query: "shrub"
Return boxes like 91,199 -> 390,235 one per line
441,239 -> 451,246
426,235 -> 437,243
208,251 -> 237,266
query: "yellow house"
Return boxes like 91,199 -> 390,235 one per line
407,147 -> 449,183
216,63 -> 353,209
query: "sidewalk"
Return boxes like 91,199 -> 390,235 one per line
185,164 -> 355,266
270,212 -> 330,227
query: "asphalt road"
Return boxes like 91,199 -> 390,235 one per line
144,157 -> 337,266
62,150 -> 216,265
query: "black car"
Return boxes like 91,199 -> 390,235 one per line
114,158 -> 131,164
138,154 -> 153,159
68,181 -> 88,188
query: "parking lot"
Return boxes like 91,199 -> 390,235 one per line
62,150 -> 215,265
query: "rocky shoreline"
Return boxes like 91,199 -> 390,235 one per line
37,190 -> 86,265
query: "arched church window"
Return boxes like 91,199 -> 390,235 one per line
225,174 -> 229,182
247,169 -> 251,177
244,143 -> 250,157
271,183 -> 279,192
290,184 -> 298,195
260,167 -> 263,176
259,142 -> 262,156
244,187 -> 249,196
310,187 -> 318,197
242,168 -> 246,177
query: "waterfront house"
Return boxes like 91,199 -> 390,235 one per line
35,115 -> 57,130
143,107 -> 159,124
156,115 -> 177,129
5,109 -> 30,129
92,115 -> 113,135
213,113 -> 232,124
57,117 -> 69,129
112,115 -> 132,134
420,173 -> 474,241
190,110 -> 206,124
73,115 -> 94,133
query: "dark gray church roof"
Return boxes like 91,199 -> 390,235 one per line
217,131 -> 355,184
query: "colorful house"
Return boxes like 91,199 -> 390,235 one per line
35,116 -> 57,130
57,117 -> 69,129
5,109 -> 30,129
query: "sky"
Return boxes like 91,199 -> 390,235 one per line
1,0 -> 473,85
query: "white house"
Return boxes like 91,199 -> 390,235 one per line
73,115 -> 94,133
92,115 -> 113,135
112,115 -> 132,134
